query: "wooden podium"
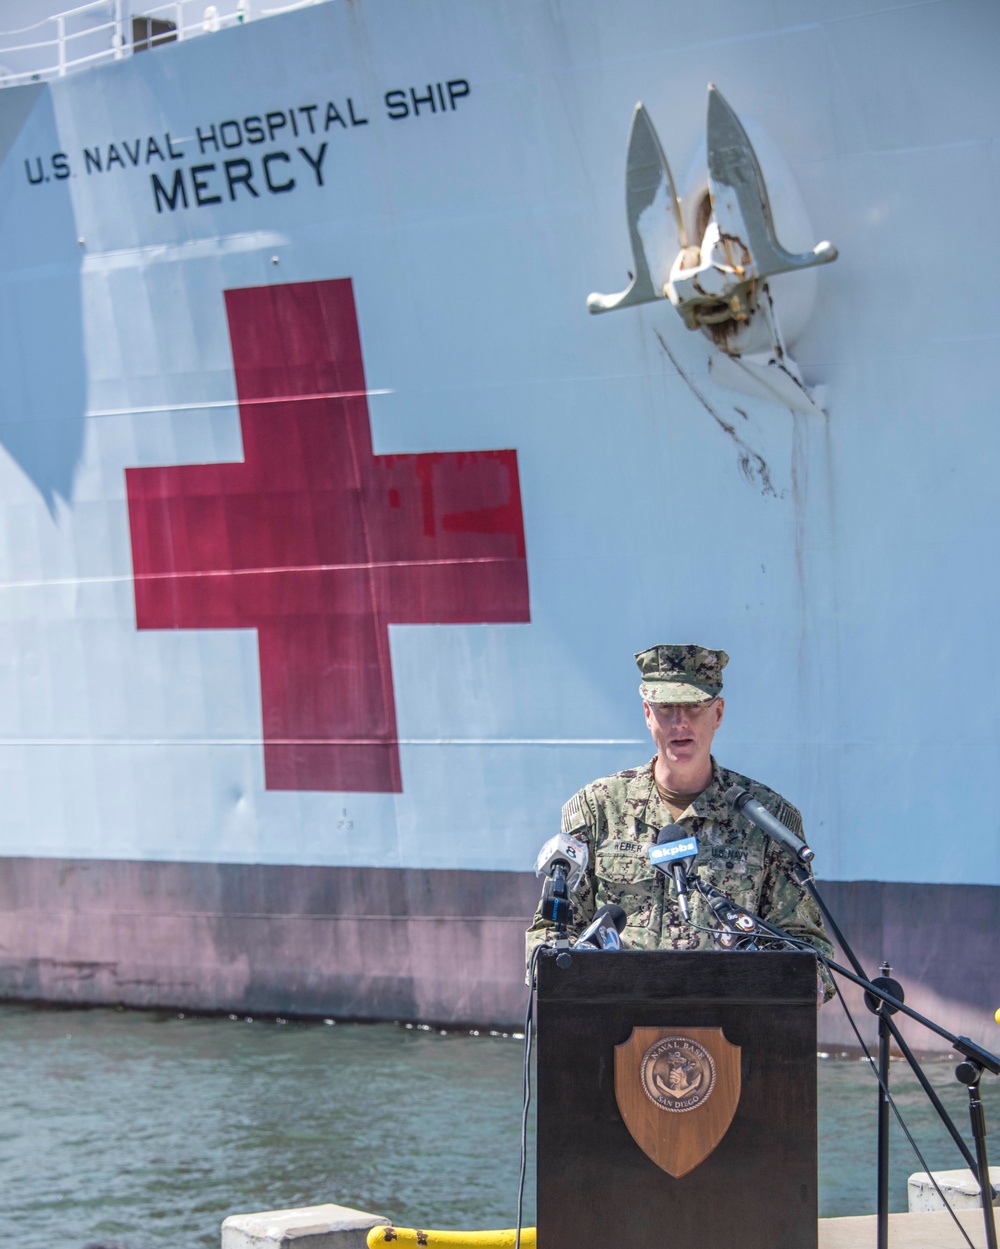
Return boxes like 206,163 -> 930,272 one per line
536,949 -> 818,1249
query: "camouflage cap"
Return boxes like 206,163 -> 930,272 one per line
635,644 -> 729,704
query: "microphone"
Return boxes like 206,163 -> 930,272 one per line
534,834 -> 589,931
534,833 -> 589,891
572,904 -> 627,951
697,881 -> 765,950
699,881 -> 759,933
648,829 -> 698,921
724,785 -> 815,865
697,881 -> 796,951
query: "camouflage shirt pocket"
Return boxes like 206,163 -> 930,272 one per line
594,846 -> 660,929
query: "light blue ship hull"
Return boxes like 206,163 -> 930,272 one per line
0,0 -> 996,1044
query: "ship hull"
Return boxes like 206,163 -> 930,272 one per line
0,858 -> 994,1049
0,0 -> 997,1051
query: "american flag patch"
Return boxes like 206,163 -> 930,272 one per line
561,792 -> 586,834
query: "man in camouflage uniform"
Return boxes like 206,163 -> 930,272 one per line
527,644 -> 834,1000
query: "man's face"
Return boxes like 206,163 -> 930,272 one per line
643,697 -> 724,774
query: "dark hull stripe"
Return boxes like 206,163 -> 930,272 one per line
0,859 -> 994,1050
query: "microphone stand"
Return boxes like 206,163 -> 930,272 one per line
868,959 -> 903,1249
793,868 -> 999,1211
693,878 -> 999,1249
818,948 -> 999,1249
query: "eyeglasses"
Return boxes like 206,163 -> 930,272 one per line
649,698 -> 719,719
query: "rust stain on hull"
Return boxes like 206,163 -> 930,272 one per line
655,330 -> 776,497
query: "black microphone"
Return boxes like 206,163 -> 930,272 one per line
697,880 -> 797,951
648,828 -> 698,921
724,785 -> 815,864
700,882 -> 758,931
572,904 -> 627,950
534,833 -> 589,930
696,881 -> 766,950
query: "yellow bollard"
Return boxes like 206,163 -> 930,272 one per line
367,1227 -> 536,1249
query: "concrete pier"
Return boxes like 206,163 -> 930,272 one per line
908,1168 -> 1000,1211
221,1206 -> 998,1249
820,1209 -> 996,1248
221,1204 -> 389,1249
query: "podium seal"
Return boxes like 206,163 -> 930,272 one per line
615,1026 -> 741,1177
640,1035 -> 716,1112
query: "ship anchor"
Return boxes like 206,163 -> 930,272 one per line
588,85 -> 838,417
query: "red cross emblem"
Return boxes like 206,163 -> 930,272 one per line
125,279 -> 530,793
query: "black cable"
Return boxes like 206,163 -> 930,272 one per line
515,944 -> 543,1249
674,904 -> 811,951
683,916 -> 801,949
825,957 -> 978,1249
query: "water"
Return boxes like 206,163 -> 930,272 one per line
1,1004 -> 997,1248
